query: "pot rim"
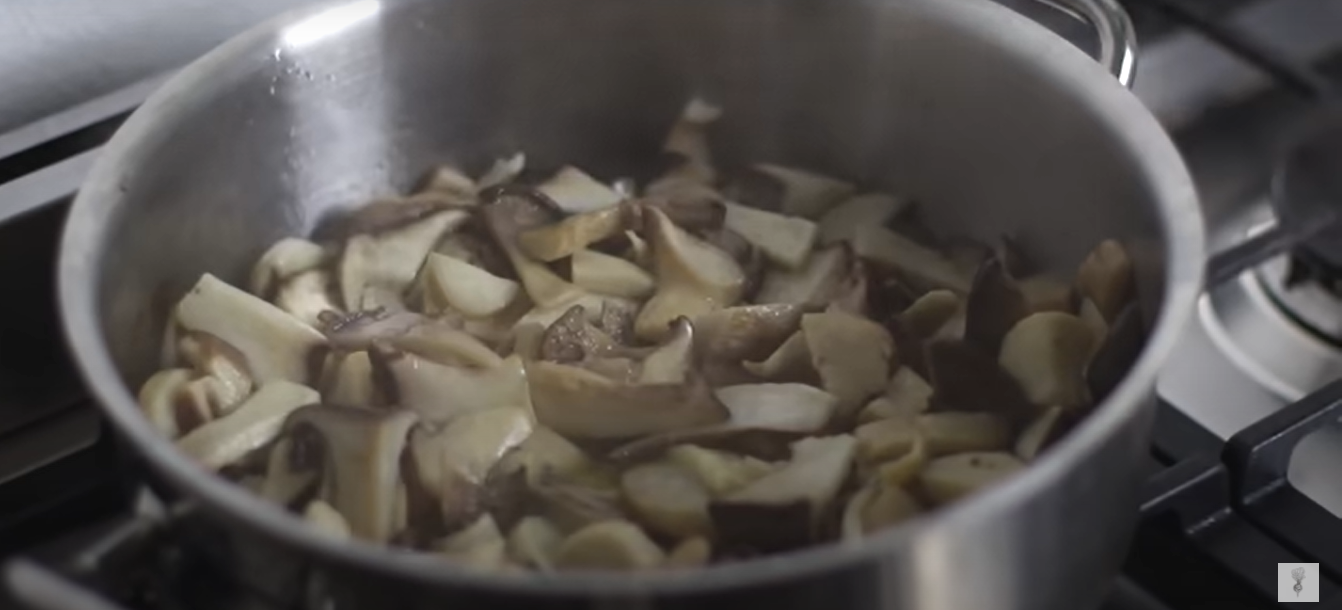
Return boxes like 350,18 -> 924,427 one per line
57,0 -> 1204,596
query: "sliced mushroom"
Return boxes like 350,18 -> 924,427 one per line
339,209 -> 470,310
495,425 -> 596,485
642,193 -> 726,231
518,203 -> 639,262
538,305 -> 626,364
1087,302 -> 1144,402
176,380 -> 319,470
304,500 -> 352,540
964,258 -> 1028,355
1076,239 -> 1134,321
692,304 -> 804,365
177,332 -> 254,415
275,270 -> 342,327
638,317 -> 695,384
660,97 -> 722,185
841,480 -> 920,541
872,435 -> 928,488
621,461 -> 713,539
857,367 -> 932,423
722,202 -> 818,270
634,207 -> 746,341
1018,276 -> 1075,314
665,445 -> 774,497
919,411 -> 1012,456
323,350 -> 378,407
570,249 -> 656,299
477,153 -> 526,190
507,516 -> 565,570
817,193 -> 908,246
249,237 -> 330,298
665,537 -> 712,569
537,166 -> 625,215
854,417 -> 917,465
382,352 -> 532,424
801,311 -> 894,417
423,253 -> 520,318
623,230 -> 652,269
438,514 -> 508,571
259,436 -> 318,506
753,245 -> 848,308
175,273 -> 326,384
713,383 -> 838,433
172,376 -> 232,430
420,164 -> 477,199
998,312 -> 1096,411
749,164 -> 855,219
826,259 -> 870,316
899,290 -> 961,339
553,520 -> 666,571
410,407 -> 534,528
742,330 -> 815,382
137,368 -> 201,439
527,360 -> 727,439
1016,406 -> 1065,461
531,478 -> 626,533
852,225 -> 973,293
324,310 -> 501,369
917,452 -> 1025,506
287,405 -> 418,542
924,339 -> 1033,419
480,188 -> 585,309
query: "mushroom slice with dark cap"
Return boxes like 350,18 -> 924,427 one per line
728,164 -> 855,219
634,207 -> 746,342
852,225 -> 973,294
722,202 -> 818,270
176,380 -> 319,471
963,257 -> 1028,355
527,363 -> 726,440
322,309 -> 501,369
286,405 -> 418,542
924,339 -> 1034,419
692,304 -> 804,365
801,311 -> 894,418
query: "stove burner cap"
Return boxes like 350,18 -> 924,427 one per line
1273,118 -> 1342,270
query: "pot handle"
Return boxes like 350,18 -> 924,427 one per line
1031,0 -> 1138,87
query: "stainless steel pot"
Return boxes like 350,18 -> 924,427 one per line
47,0 -> 1202,608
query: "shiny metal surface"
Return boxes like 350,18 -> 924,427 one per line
57,0 -> 1202,609
1053,0 -> 1138,86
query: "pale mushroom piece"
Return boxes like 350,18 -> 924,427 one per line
478,189 -> 587,309
531,477 -> 626,533
175,273 -> 327,385
634,207 -> 747,342
274,270 -> 342,327
918,411 -> 1013,456
423,253 -> 520,318
304,500 -> 352,540
513,292 -> 639,335
259,437 -> 317,506
899,290 -> 961,339
476,153 -> 526,191
638,318 -> 695,384
857,367 -> 932,423
621,461 -> 713,539
666,445 -> 775,497
826,258 -> 870,316
421,164 -> 477,199
1016,406 -> 1065,461
570,249 -> 655,299
851,225 -> 973,293
176,381 -> 320,471
998,312 -> 1096,411
287,406 -> 418,542
177,332 -> 253,416
841,480 -> 920,542
662,98 -> 722,182
137,368 -> 200,439
1018,275 -> 1075,314
323,350 -> 377,407
742,330 -> 815,382
854,417 -> 917,465
323,310 -> 502,369
511,322 -> 548,361
527,360 -> 727,439
713,383 -> 838,433
410,407 -> 533,527
722,202 -> 818,270
964,257 -> 1028,355
623,230 -> 651,269
507,516 -> 565,570
382,352 -> 532,424
692,304 -> 805,364
817,193 -> 908,245
174,376 -> 235,428
494,425 -> 595,486
801,311 -> 894,417
1076,239 -> 1135,321
553,521 -> 666,571
872,435 -> 928,488
517,203 -> 637,262
338,209 -> 470,311
439,514 -> 508,571
918,452 -> 1025,506
1078,298 -> 1109,359
538,166 -> 625,215
753,244 -> 848,308
664,537 -> 712,569
752,164 -> 855,219
249,237 -> 330,298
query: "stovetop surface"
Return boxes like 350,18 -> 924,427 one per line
5,1 -> 1342,609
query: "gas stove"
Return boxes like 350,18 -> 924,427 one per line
3,0 -> 1342,608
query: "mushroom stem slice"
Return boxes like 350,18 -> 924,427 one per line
852,225 -> 973,293
752,164 -> 856,219
304,500 -> 352,540
554,521 -> 666,571
423,253 -> 521,318
918,452 -> 1025,506
412,407 -> 534,528
538,167 -> 625,215
324,310 -> 501,369
175,273 -> 327,385
754,245 -> 849,308
137,368 -> 199,439
634,207 -> 746,341
249,237 -> 330,298
517,203 -> 638,262
176,381 -> 319,470
726,435 -> 856,517
858,367 -> 932,423
338,209 -> 470,310
713,383 -> 838,433
899,290 -> 961,339
275,270 -> 342,327
620,461 -> 713,539
854,418 -> 917,465
998,312 -> 1096,411
742,330 -> 816,382
438,514 -> 508,571
665,445 -> 775,497
801,312 -> 894,418
1076,239 -> 1135,321
722,202 -> 818,270
841,480 -> 920,542
692,304 -> 805,365
570,249 -> 656,299
383,352 -> 532,424
178,332 -> 254,415
638,317 -> 695,384
527,360 -> 727,439
818,193 -> 908,246
507,516 -> 565,570
665,537 -> 713,569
